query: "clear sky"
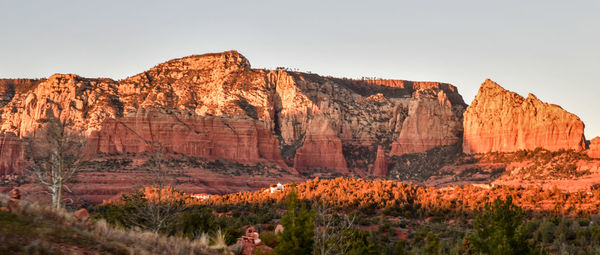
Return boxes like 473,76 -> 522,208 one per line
1,0 -> 598,138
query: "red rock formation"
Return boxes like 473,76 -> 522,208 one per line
0,50 -> 467,178
74,208 -> 90,222
363,79 -> 465,105
0,74 -> 120,136
373,145 -> 388,177
293,116 -> 349,174
589,137 -> 600,159
463,79 -> 586,154
390,89 -> 462,156
88,109 -> 285,166
0,133 -> 25,175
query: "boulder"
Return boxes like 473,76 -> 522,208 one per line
9,188 -> 20,200
274,224 -> 284,234
463,79 -> 586,154
74,208 -> 90,222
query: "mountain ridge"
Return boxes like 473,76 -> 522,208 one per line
1,50 -> 598,204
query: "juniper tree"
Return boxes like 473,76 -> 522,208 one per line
275,187 -> 315,255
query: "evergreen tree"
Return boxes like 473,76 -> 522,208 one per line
467,196 -> 535,255
275,187 -> 315,255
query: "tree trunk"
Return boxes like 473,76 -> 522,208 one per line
51,186 -> 58,208
56,179 -> 63,209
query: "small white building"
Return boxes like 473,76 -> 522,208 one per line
191,194 -> 211,200
269,183 -> 285,193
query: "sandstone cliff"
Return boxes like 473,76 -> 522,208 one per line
0,133 -> 25,175
0,50 -> 466,176
373,145 -> 388,177
463,79 -> 586,154
293,116 -> 349,174
589,137 -> 600,159
88,109 -> 285,166
390,89 -> 462,156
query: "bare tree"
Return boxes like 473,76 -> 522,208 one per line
26,116 -> 87,209
124,141 -> 186,233
313,201 -> 356,255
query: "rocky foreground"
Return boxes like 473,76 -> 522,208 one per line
0,50 -> 599,204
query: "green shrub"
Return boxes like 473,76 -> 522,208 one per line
466,196 -> 536,255
274,188 -> 314,255
260,230 -> 281,247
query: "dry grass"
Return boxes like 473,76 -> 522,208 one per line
0,193 -> 227,254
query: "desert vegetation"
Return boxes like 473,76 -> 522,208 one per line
0,193 -> 222,254
87,177 -> 600,254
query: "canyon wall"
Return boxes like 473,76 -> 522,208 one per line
390,89 -> 462,156
292,116 -> 349,174
88,109 -> 285,166
463,79 -> 586,154
0,50 -> 466,177
0,133 -> 25,175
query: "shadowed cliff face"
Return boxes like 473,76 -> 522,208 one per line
589,137 -> 600,159
463,79 -> 586,154
0,50 -> 466,177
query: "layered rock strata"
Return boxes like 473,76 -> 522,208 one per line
88,109 -> 285,166
463,79 -> 586,154
0,50 -> 467,176
0,133 -> 25,175
390,89 -> 462,155
292,116 -> 348,174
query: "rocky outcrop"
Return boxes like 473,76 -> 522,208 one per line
88,109 -> 285,166
293,116 -> 349,174
361,79 -> 465,105
0,74 -> 121,136
463,79 -> 586,154
0,50 -> 467,177
0,79 -> 43,108
589,137 -> 600,159
373,145 -> 388,177
0,133 -> 25,175
390,89 -> 462,156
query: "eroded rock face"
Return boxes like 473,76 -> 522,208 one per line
293,116 -> 349,174
0,133 -> 25,175
88,109 -> 285,166
0,50 -> 467,176
463,79 -> 586,154
373,145 -> 388,177
589,137 -> 600,159
0,79 -> 43,108
390,89 -> 462,156
0,74 -> 121,136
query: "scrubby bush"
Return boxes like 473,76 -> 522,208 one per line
467,196 -> 536,255
274,188 -> 314,255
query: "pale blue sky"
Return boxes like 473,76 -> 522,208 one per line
1,0 -> 599,138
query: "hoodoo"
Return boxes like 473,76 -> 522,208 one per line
373,145 -> 388,177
